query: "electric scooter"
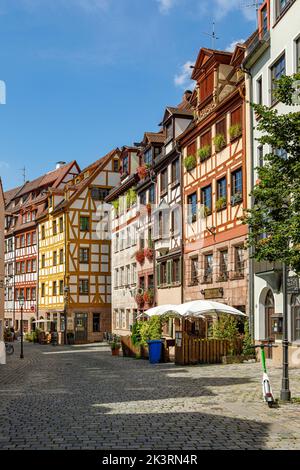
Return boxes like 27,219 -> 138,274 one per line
252,342 -> 277,408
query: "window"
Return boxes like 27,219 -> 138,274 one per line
20,235 -> 25,247
122,154 -> 129,174
161,169 -> 167,194
59,249 -> 63,265
8,238 -> 13,252
204,254 -> 213,282
258,146 -> 264,167
171,158 -> 180,184
59,217 -> 63,233
79,248 -> 89,264
291,294 -> 300,341
172,259 -> 180,284
31,288 -> 36,301
26,233 -> 31,246
200,71 -> 214,102
32,259 -> 36,272
91,187 -> 110,200
190,257 -> 199,285
126,265 -> 130,285
21,261 -> 25,273
276,0 -> 291,18
201,185 -> 212,215
261,4 -> 268,36
217,177 -> 227,200
32,231 -> 37,245
166,122 -> 172,141
59,280 -> 64,295
53,220 -> 57,235
160,262 -> 167,285
22,213 -> 26,224
231,107 -> 242,127
113,159 -> 119,172
132,263 -> 137,284
26,288 -> 31,301
148,274 -> 154,290
149,184 -> 155,204
271,54 -> 286,104
144,148 -> 152,166
216,118 -> 226,139
257,77 -> 263,105
53,251 -> 57,266
219,250 -> 228,279
16,262 -> 20,274
234,246 -> 244,275
41,283 -> 45,298
32,211 -> 36,221
26,260 -> 31,273
79,279 -> 89,294
93,313 -> 101,332
200,129 -> 211,148
187,141 -> 196,157
188,192 -> 197,223
8,263 -> 13,276
53,281 -> 57,296
139,276 -> 145,290
139,191 -> 147,206
231,168 -> 243,205
296,36 -> 300,72
41,255 -> 45,268
41,226 -> 45,240
80,216 -> 90,231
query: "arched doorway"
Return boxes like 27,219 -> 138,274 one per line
291,294 -> 300,342
265,290 -> 275,358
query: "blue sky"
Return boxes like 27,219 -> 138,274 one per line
0,0 -> 256,190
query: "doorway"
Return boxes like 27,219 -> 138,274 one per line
75,313 -> 88,343
264,290 -> 275,358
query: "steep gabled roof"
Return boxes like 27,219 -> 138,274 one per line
191,47 -> 232,81
3,184 -> 24,206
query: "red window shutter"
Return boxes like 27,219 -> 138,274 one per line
200,71 -> 214,101
187,141 -> 196,157
201,130 -> 211,147
231,107 -> 242,126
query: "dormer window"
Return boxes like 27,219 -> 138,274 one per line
144,148 -> 152,167
122,154 -> 129,174
166,122 -> 172,141
261,4 -> 268,36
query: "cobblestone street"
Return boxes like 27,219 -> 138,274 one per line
1,342 -> 300,450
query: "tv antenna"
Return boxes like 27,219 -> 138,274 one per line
201,21 -> 219,49
18,166 -> 26,184
239,1 -> 263,27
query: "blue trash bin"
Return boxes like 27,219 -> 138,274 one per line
147,339 -> 163,364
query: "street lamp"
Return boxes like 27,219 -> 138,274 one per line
19,293 -> 25,359
280,262 -> 291,401
63,286 -> 69,345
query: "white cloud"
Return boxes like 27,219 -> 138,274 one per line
225,38 -> 245,52
174,61 -> 194,88
156,0 -> 176,14
0,161 -> 9,169
213,0 -> 256,22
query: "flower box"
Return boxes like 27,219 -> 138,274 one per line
184,155 -> 197,172
229,124 -> 242,141
198,145 -> 211,162
213,134 -> 226,152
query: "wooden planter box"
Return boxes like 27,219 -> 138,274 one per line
221,354 -> 256,364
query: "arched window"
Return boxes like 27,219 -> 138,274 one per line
291,294 -> 300,341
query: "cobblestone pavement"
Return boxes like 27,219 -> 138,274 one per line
1,342 -> 300,450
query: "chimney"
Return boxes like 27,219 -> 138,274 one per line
183,90 -> 192,102
56,161 -> 66,169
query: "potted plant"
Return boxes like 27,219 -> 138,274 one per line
203,205 -> 212,217
137,165 -> 149,180
229,123 -> 242,141
110,337 -> 121,356
213,134 -> 226,152
135,249 -> 145,264
143,289 -> 154,305
112,199 -> 119,215
216,196 -> 227,211
198,145 -> 211,162
144,247 -> 153,261
126,188 -> 137,207
212,315 -> 242,364
184,155 -> 197,171
231,192 -> 243,206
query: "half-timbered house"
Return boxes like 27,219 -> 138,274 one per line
4,162 -> 79,333
38,149 -> 120,343
153,93 -> 194,307
178,46 -> 249,320
106,146 -> 140,336
0,179 -> 4,339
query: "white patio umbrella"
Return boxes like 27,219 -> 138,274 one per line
164,300 -> 246,318
142,304 -> 179,318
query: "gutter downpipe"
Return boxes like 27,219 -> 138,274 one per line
241,62 -> 255,340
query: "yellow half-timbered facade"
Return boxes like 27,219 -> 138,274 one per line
38,149 -> 120,343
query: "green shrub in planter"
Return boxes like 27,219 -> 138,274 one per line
203,205 -> 212,217
213,134 -> 226,152
184,155 -> 197,171
216,196 -> 227,211
112,199 -> 119,214
198,145 -> 211,162
229,123 -> 242,141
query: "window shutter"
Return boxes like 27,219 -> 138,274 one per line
153,212 -> 159,240
156,264 -> 161,288
167,260 -> 172,285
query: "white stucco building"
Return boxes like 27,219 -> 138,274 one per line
243,0 -> 300,364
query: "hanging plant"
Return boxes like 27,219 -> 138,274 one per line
137,166 -> 149,180
184,155 -> 197,171
135,249 -> 145,264
143,289 -> 154,304
144,247 -> 153,261
135,293 -> 145,307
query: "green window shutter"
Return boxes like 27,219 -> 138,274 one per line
156,264 -> 161,288
167,260 -> 172,285
178,258 -> 182,284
